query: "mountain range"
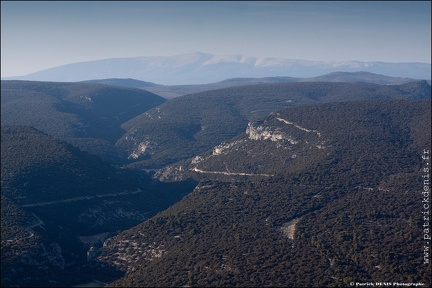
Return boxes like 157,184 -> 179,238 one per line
142,71 -> 425,99
3,52 -> 431,85
76,72 -> 425,100
1,73 -> 431,287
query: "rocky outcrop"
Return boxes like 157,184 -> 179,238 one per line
213,140 -> 246,155
156,116 -> 329,182
128,140 -> 157,160
246,121 -> 298,144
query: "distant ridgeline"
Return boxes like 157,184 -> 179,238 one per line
3,52 -> 430,84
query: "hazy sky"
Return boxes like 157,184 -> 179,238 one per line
1,1 -> 431,77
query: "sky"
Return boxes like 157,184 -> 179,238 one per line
1,1 -> 431,77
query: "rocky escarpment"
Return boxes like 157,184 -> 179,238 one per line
246,120 -> 298,144
128,140 -> 156,160
118,131 -> 159,160
156,112 -> 330,182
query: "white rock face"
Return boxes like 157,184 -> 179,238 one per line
280,218 -> 302,240
128,140 -> 155,160
276,117 -> 321,137
213,140 -> 245,155
246,122 -> 298,144
155,165 -> 186,182
245,118 -> 328,152
191,156 -> 204,164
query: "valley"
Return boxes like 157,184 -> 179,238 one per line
1,74 -> 431,287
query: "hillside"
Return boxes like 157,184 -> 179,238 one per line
117,81 -> 431,168
3,52 -> 430,84
1,80 -> 166,162
1,126 -> 196,287
302,71 -> 420,85
81,78 -> 159,88
158,98 -> 431,182
144,72 -> 421,99
1,79 -> 430,287
1,126 -> 138,205
1,195 -> 69,287
93,99 -> 431,287
143,76 -> 300,99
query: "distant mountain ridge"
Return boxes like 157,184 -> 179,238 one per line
143,71 -> 423,99
81,78 -> 159,88
3,52 -> 430,85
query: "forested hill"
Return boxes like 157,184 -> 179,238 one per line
1,126 -> 197,287
1,80 -> 166,162
1,125 -> 137,205
94,99 -> 431,287
80,78 -> 159,88
1,125 -> 141,287
143,71 -> 423,99
117,80 -> 431,168
158,98 -> 431,182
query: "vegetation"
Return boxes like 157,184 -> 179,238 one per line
95,99 -> 431,287
1,77 -> 430,287
1,80 -> 166,162
118,81 -> 430,168
124,72 -> 424,99
157,99 -> 429,183
1,126 -> 197,287
81,78 -> 159,88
